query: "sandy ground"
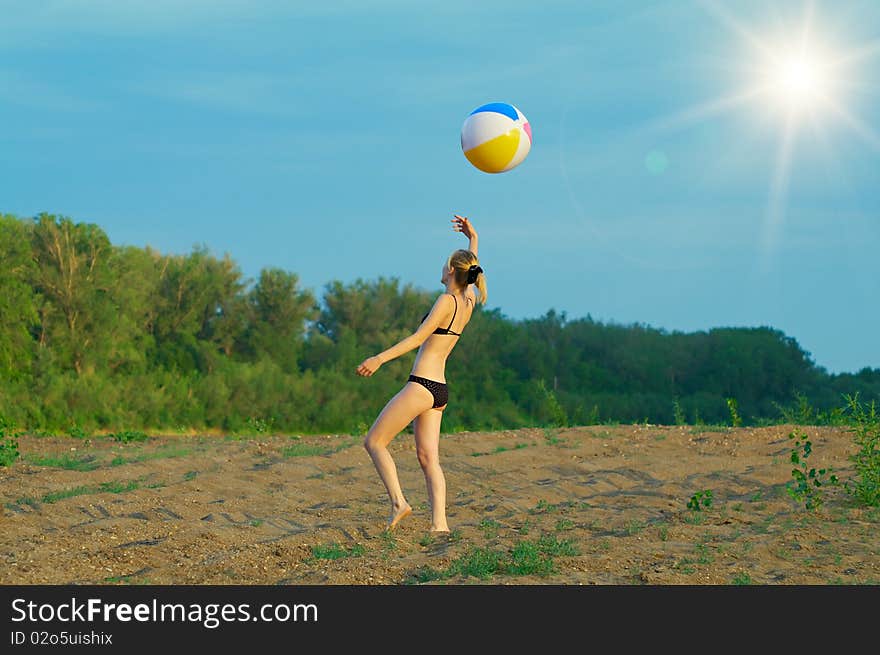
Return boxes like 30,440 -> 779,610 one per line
1,424 -> 877,585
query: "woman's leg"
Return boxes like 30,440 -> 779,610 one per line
414,405 -> 449,532
364,383 -> 433,529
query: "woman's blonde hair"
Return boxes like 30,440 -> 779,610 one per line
447,249 -> 487,305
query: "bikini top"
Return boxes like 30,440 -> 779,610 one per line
421,293 -> 468,336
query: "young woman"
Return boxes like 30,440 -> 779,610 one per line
356,214 -> 487,532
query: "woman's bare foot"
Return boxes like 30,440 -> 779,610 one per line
387,503 -> 412,531
430,525 -> 449,533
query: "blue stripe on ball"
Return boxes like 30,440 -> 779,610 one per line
469,102 -> 518,121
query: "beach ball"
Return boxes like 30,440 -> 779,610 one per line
460,102 -> 532,174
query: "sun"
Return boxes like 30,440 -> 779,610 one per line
766,49 -> 830,111
652,0 -> 879,259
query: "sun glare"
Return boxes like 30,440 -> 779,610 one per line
762,45 -> 833,115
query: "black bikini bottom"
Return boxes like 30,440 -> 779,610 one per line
408,375 -> 448,408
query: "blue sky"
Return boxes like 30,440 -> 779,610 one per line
1,0 -> 878,374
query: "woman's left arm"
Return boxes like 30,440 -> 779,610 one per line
355,294 -> 454,377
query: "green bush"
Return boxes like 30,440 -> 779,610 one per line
0,417 -> 21,466
842,394 -> 880,507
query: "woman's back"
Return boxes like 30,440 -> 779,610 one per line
411,291 -> 474,381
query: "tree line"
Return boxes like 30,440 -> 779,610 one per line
1,213 -> 878,435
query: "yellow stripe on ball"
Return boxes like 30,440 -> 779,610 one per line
463,128 -> 521,174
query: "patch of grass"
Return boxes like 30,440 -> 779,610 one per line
448,547 -> 505,579
42,479 -> 141,503
543,427 -> 564,446
658,524 -> 669,541
102,480 -> 142,493
10,497 -> 40,511
529,499 -> 558,515
694,543 -> 714,564
507,541 -> 556,576
109,430 -> 149,443
109,447 -> 192,467
183,471 -> 198,481
480,518 -> 501,539
24,453 -> 100,471
477,442 -> 530,456
281,443 -> 327,458
625,519 -> 646,535
413,535 -> 578,582
732,572 -> 753,585
682,512 -> 705,525
555,518 -> 574,532
282,437 -> 357,458
310,543 -> 365,561
689,425 -> 730,435
379,531 -> 397,558
535,534 -> 578,557
752,518 -> 773,534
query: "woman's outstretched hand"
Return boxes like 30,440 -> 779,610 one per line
356,356 -> 383,377
452,214 -> 476,240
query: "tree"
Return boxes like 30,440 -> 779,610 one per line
0,215 -> 38,381
243,268 -> 316,371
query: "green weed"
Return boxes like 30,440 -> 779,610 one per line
537,379 -> 568,428
786,428 -> 838,510
726,398 -> 742,428
673,398 -> 686,426
687,489 -> 713,512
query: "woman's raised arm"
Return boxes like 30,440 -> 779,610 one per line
452,214 -> 478,256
